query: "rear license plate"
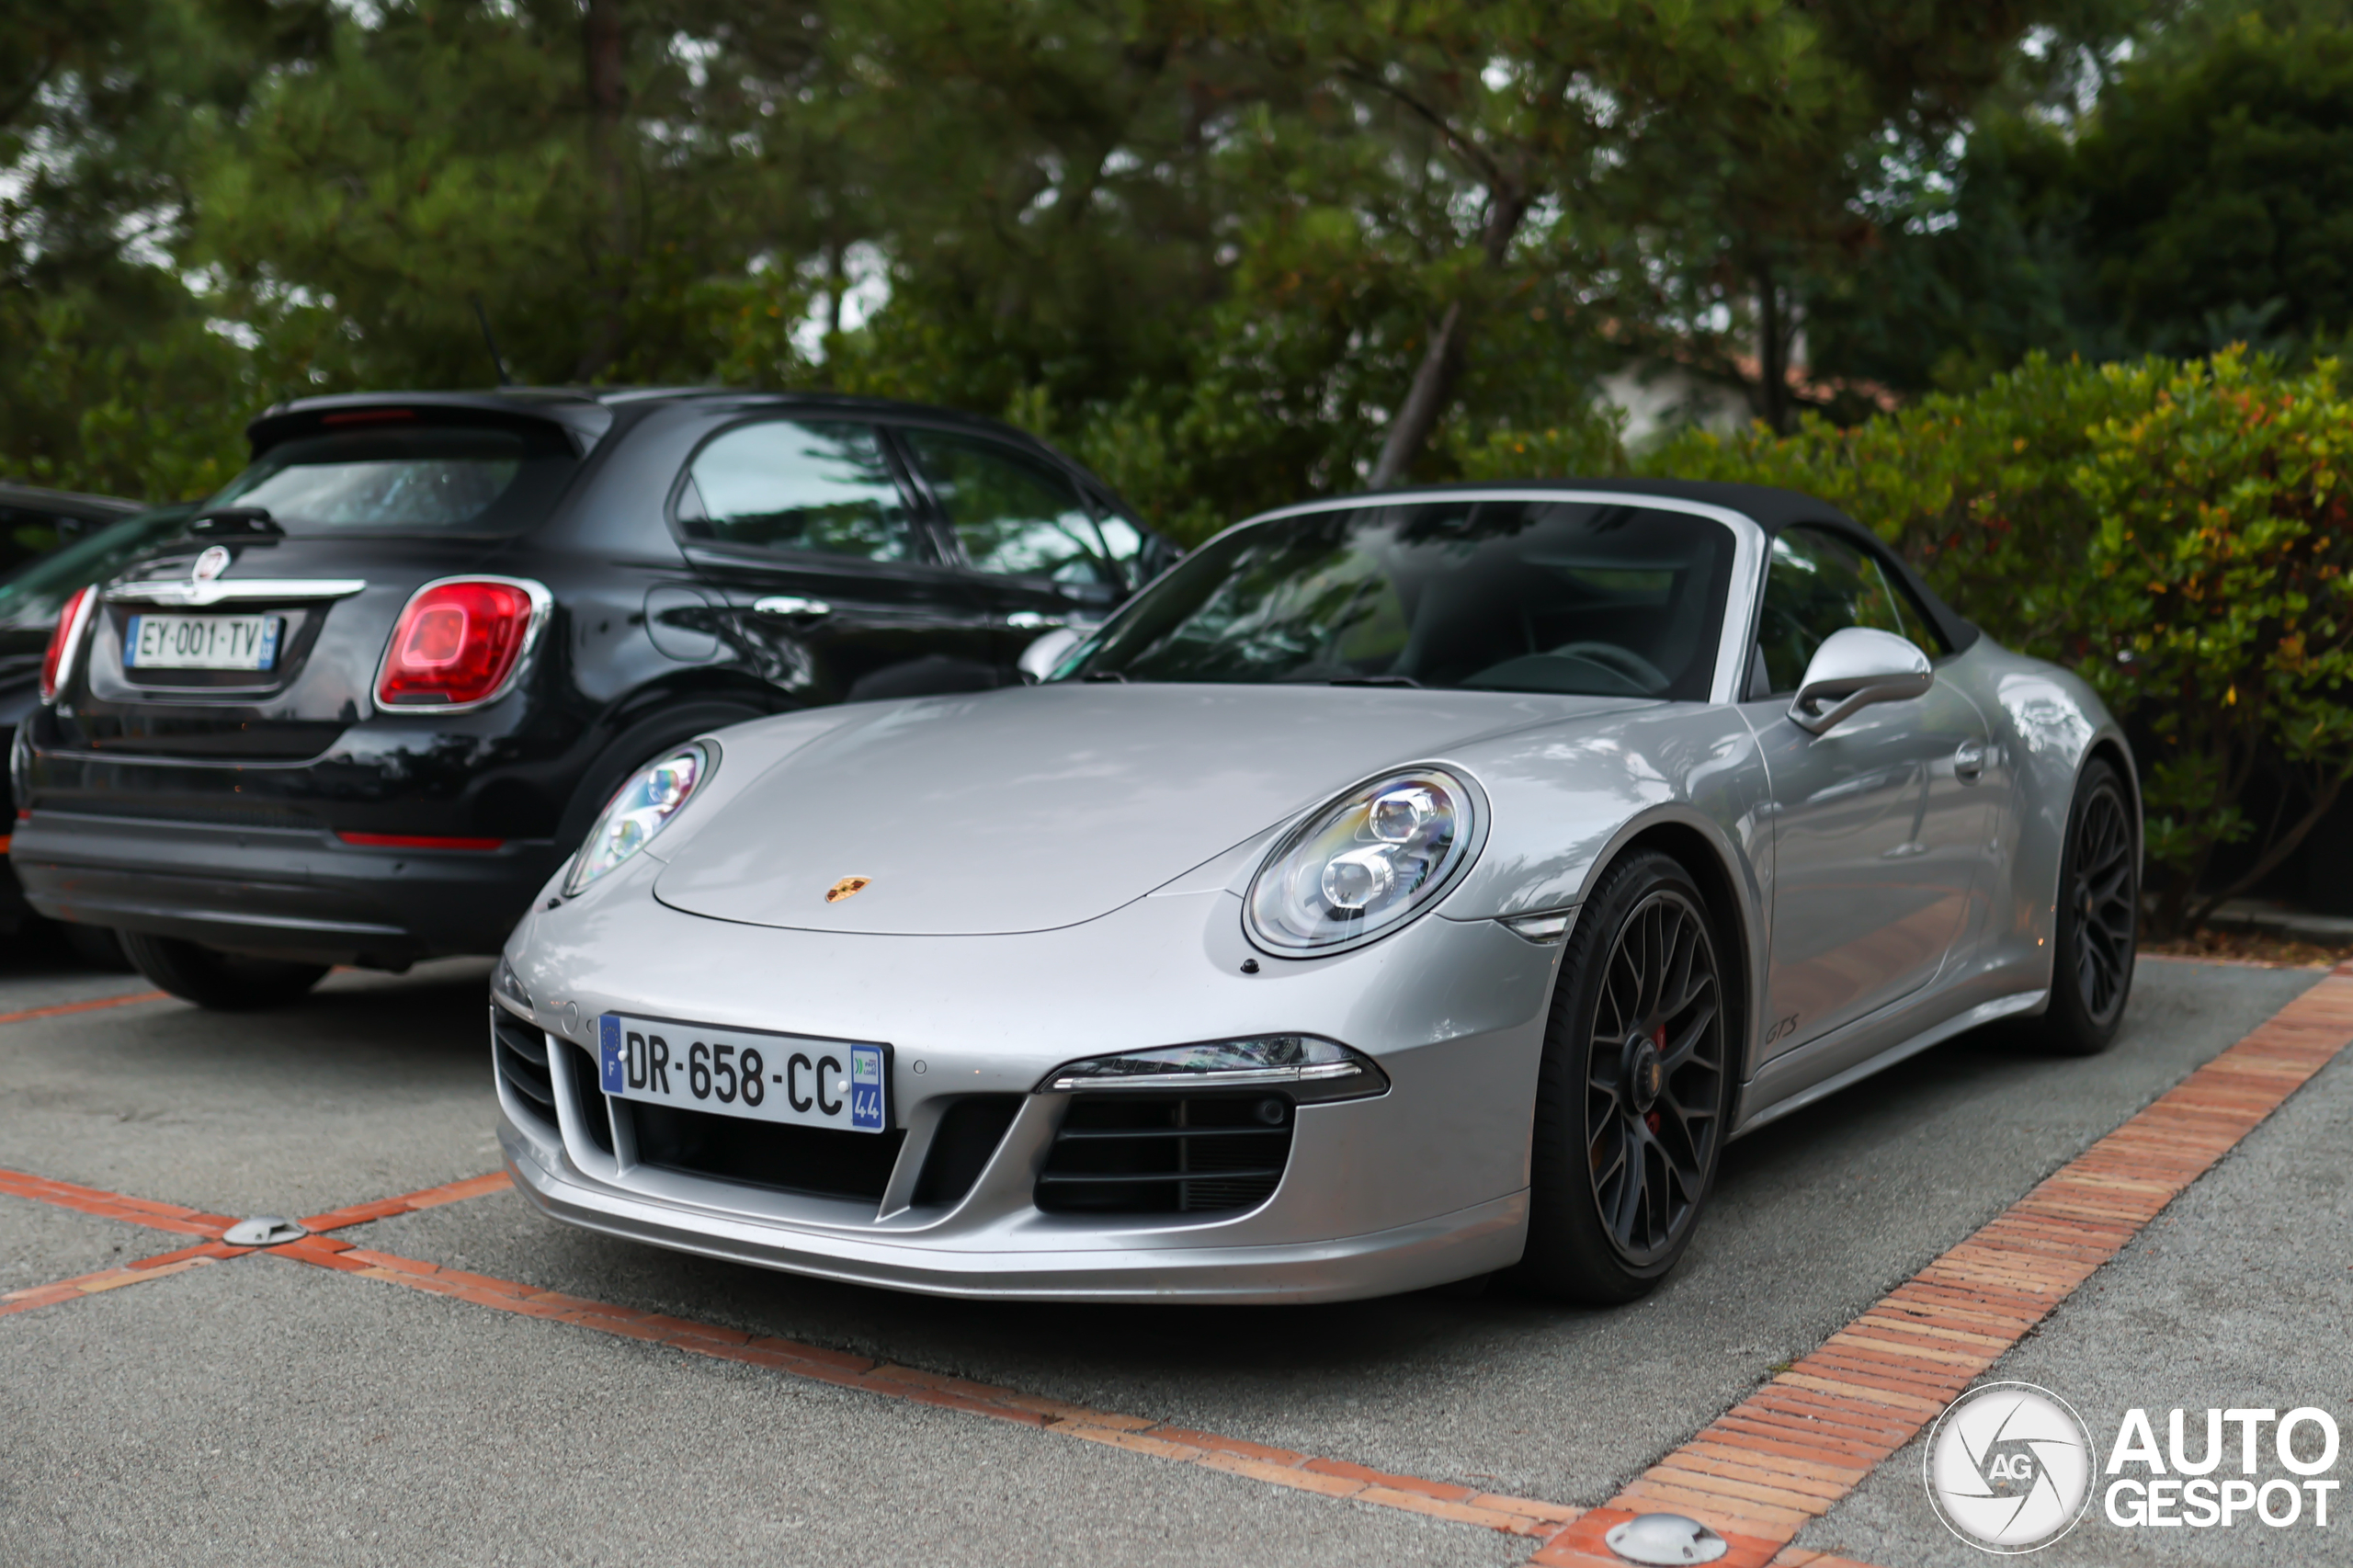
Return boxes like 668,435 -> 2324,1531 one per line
124,613 -> 282,671
597,1014 -> 889,1132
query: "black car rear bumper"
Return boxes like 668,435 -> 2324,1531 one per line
8,808 -> 559,964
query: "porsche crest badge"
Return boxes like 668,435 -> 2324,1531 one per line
825,876 -> 871,903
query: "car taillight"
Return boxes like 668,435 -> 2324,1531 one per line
375,577 -> 549,710
39,585 -> 97,702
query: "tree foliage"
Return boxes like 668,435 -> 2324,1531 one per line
1808,2 -> 2353,394
1,0 -> 2064,520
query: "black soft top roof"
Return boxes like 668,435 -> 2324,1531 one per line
1300,478 -> 1980,653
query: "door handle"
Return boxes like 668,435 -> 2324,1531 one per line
1953,740 -> 1987,783
1004,610 -> 1062,631
751,595 -> 832,619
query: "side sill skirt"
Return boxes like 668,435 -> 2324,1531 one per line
1728,986 -> 2048,1139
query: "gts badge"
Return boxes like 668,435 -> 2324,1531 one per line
825,876 -> 871,903
1763,1013 -> 1800,1047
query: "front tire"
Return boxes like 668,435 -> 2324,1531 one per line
1521,851 -> 1732,1303
2029,758 -> 2137,1055
118,933 -> 328,1011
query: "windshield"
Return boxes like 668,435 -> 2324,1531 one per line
208,423 -> 579,535
0,506 -> 196,636
1057,498 -> 1735,700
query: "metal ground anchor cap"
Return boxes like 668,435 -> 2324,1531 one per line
1605,1513 -> 1728,1565
222,1216 -> 308,1247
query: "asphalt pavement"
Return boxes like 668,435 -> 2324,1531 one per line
0,946 -> 2340,1566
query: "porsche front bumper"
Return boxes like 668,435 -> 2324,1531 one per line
500,1118 -> 1528,1302
493,853 -> 1563,1303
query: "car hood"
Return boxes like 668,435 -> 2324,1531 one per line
652,683 -> 1627,936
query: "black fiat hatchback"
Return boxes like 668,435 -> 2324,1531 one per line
9,388 -> 1170,1007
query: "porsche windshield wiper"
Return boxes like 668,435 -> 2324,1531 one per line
1081,670 -> 1127,683
1327,675 -> 1422,687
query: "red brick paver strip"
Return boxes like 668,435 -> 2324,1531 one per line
0,1241 -> 238,1318
0,990 -> 168,1028
301,1170 -> 512,1230
1528,968 -> 2353,1566
0,1165 -> 236,1239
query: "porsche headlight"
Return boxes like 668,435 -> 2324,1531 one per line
1245,767 -> 1480,954
564,744 -> 709,896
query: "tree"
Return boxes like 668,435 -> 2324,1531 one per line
2073,16 -> 2353,353
1257,0 -> 1860,476
0,0 -> 330,498
1806,3 -> 2353,395
180,0 -> 837,391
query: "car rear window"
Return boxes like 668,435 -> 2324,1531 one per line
208,424 -> 580,535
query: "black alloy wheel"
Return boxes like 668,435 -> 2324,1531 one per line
2031,758 -> 2138,1055
1522,850 -> 1731,1303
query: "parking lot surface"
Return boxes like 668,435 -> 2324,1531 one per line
1,948 -> 2342,1566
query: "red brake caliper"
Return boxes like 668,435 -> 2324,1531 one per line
1646,1023 -> 1666,1134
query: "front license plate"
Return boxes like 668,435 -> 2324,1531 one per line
124,613 -> 282,671
597,1014 -> 889,1132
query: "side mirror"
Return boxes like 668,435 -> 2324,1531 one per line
1789,627 -> 1931,735
1017,625 -> 1086,683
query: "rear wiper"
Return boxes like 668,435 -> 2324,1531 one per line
188,506 -> 282,539
1328,675 -> 1421,687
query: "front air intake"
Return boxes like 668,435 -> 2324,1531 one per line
1034,1092 -> 1293,1216
490,1005 -> 555,1132
622,1101 -> 904,1202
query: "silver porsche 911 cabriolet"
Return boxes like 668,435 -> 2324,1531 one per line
491,480 -> 2138,1304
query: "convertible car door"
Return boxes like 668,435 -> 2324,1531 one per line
1744,526 -> 1996,1060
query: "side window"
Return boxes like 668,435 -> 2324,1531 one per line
1089,511 -> 1151,589
900,430 -> 1114,585
676,420 -> 917,562
1754,525 -> 1947,694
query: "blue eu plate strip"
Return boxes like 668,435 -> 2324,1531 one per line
598,1014 -> 624,1094
849,1042 -> 885,1131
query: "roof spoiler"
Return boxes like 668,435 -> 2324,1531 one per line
244,392 -> 616,459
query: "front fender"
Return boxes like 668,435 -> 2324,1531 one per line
1434,703 -> 1773,924
1432,703 -> 1775,1083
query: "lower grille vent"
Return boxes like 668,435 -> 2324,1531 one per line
626,1102 -> 904,1202
912,1096 -> 1022,1209
554,1040 -> 614,1154
1035,1092 -> 1293,1216
490,1006 -> 555,1131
